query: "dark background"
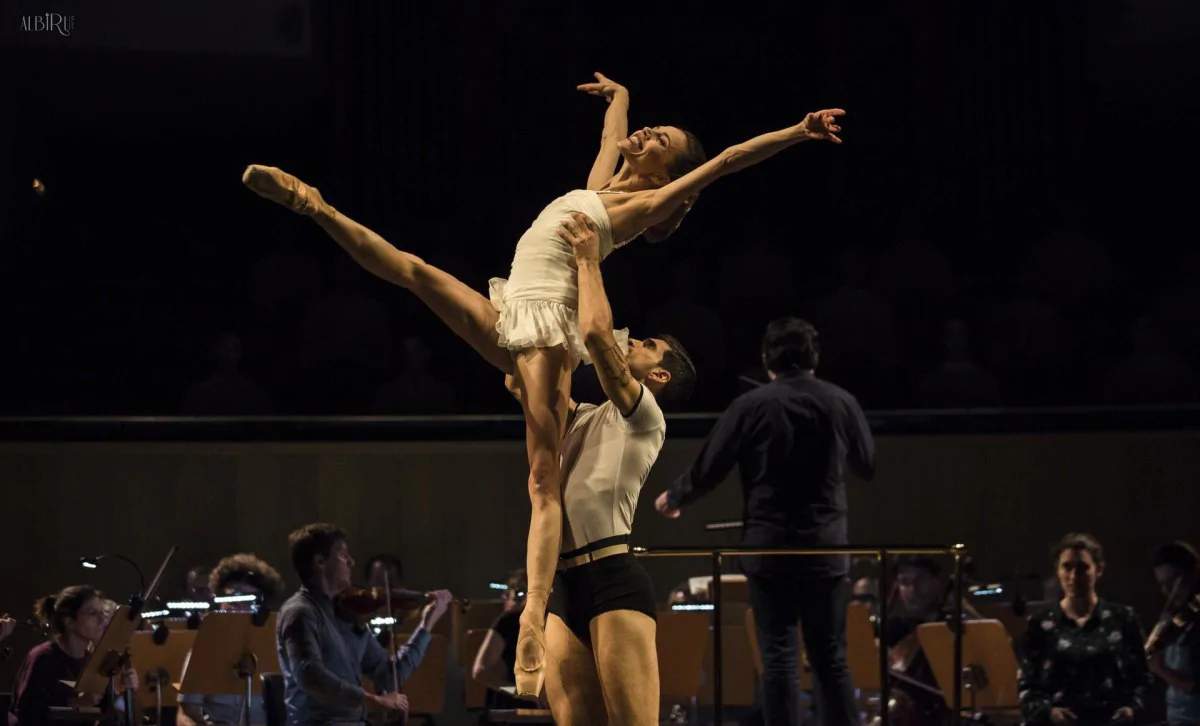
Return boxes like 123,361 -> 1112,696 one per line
3,0 -> 1198,416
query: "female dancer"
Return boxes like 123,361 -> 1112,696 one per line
242,73 -> 844,696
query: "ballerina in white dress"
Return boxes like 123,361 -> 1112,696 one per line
242,72 -> 845,698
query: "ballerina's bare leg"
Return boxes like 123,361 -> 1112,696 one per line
510,346 -> 570,697
243,164 -> 566,697
243,165 -> 510,374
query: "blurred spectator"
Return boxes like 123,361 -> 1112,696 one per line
916,318 -> 1001,408
181,333 -> 272,415
1018,225 -> 1116,312
1095,317 -> 1198,405
374,337 -> 457,414
300,257 -> 392,411
1152,285 -> 1200,370
816,246 -> 899,407
645,259 -> 727,396
185,565 -> 213,601
870,226 -> 956,320
984,290 -> 1071,405
717,236 -> 797,361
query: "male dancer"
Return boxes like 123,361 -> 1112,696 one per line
516,212 -> 694,725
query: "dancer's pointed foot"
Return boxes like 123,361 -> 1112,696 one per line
242,164 -> 324,216
514,618 -> 546,698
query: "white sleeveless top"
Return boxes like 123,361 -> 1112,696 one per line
488,189 -> 630,366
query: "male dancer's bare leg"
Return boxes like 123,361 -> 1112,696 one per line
545,615 -> 607,726
590,611 -> 659,726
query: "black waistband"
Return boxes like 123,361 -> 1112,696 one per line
559,534 -> 630,560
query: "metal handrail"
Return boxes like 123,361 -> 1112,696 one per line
633,543 -> 968,726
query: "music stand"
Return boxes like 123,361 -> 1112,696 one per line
845,600 -> 881,693
179,612 -> 279,726
917,620 -> 1020,716
73,604 -> 141,725
71,546 -> 180,726
128,629 -> 196,726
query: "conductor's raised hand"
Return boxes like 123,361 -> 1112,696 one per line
655,491 -> 681,519
577,72 -> 627,104
800,108 -> 846,144
558,212 -> 601,264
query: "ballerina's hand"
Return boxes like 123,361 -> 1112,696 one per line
576,72 -> 627,103
800,108 -> 846,144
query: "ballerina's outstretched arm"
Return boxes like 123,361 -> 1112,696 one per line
606,108 -> 846,241
577,72 -> 630,191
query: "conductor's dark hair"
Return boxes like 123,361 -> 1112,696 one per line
763,317 -> 820,372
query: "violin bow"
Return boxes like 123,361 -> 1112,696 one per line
382,573 -> 400,693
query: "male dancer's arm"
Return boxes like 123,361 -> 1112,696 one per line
577,72 -> 630,191
558,214 -> 642,416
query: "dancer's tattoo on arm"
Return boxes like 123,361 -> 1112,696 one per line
600,343 -> 632,386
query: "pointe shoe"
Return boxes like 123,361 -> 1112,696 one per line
242,164 -> 324,216
513,620 -> 546,699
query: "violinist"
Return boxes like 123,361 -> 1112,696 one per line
177,553 -> 286,726
276,523 -> 453,726
1148,541 -> 1200,726
10,586 -> 138,726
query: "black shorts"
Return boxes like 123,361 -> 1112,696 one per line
548,553 -> 657,645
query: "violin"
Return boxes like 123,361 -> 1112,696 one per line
1146,577 -> 1200,655
333,587 -> 471,627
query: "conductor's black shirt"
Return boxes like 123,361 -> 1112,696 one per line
665,370 -> 876,576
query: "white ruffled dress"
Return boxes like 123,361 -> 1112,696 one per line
489,189 -> 630,368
